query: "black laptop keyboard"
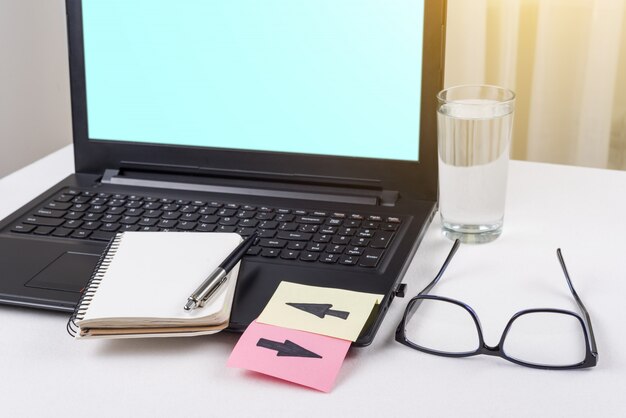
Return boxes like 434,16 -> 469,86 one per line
9,189 -> 402,269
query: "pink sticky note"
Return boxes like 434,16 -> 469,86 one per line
227,321 -> 351,392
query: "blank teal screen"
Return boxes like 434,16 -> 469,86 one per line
83,0 -> 424,161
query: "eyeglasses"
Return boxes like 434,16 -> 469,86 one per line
395,240 -> 598,370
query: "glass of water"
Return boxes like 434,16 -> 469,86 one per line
437,85 -> 515,244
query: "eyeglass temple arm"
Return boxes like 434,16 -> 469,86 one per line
418,239 -> 461,296
557,249 -> 598,355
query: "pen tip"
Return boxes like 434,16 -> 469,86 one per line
184,299 -> 196,311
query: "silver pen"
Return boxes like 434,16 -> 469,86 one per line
184,233 -> 257,311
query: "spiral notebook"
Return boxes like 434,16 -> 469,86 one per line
67,232 -> 243,339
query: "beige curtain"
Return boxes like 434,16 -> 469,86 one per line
445,0 -> 626,170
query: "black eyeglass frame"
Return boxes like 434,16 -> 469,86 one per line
395,240 -> 598,370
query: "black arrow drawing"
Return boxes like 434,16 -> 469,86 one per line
286,302 -> 350,320
256,338 -> 322,359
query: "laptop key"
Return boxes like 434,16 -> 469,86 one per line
351,237 -> 370,247
259,239 -> 287,248
239,219 -> 258,228
295,216 -> 323,224
64,211 -> 83,220
246,246 -> 261,256
72,196 -> 91,204
90,198 -> 108,206
300,251 -> 319,262
90,231 -> 116,242
11,224 -> 36,233
51,227 -> 72,237
176,221 -> 197,230
217,208 -> 236,217
298,225 -> 318,233
320,253 -> 340,264
236,210 -> 256,219
346,246 -> 364,256
235,227 -> 256,237
33,226 -> 55,235
219,217 -> 238,226
217,225 -> 237,232
257,229 -> 276,238
339,255 -> 359,266
259,221 -> 278,229
287,241 -> 306,250
261,248 -> 280,258
125,201 -> 143,209
102,214 -> 121,223
63,219 -> 83,229
180,213 -> 200,222
313,234 -> 332,243
331,235 -> 351,245
326,244 -> 345,254
106,207 -> 127,215
24,216 -> 65,227
101,223 -> 121,232
45,201 -> 72,210
197,223 -> 217,232
381,223 -> 399,231
306,243 -> 325,252
276,231 -> 312,241
278,222 -> 297,231
120,225 -> 140,231
83,213 -> 102,221
180,205 -> 199,214
138,218 -> 158,226
280,250 -> 300,260
370,231 -> 393,249
139,226 -> 159,231
71,230 -> 92,239
125,208 -> 144,217
54,194 -> 75,203
81,221 -> 102,230
88,205 -> 108,214
163,211 -> 182,220
143,210 -> 163,218
143,202 -> 162,210
275,214 -> 294,222
107,199 -> 126,207
359,248 -> 384,268
198,207 -> 216,215
35,209 -> 65,218
157,219 -> 177,228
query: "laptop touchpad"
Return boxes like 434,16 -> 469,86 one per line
25,252 -> 100,293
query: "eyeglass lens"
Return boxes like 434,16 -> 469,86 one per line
503,311 -> 587,367
404,299 -> 587,367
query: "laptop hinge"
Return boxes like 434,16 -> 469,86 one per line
100,169 -> 400,206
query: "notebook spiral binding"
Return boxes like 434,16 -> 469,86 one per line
66,233 -> 124,337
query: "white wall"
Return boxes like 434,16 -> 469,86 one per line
0,0 -> 71,179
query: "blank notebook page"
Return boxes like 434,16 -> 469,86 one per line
79,232 -> 242,327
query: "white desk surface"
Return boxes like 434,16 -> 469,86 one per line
1,145 -> 626,418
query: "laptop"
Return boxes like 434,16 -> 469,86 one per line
0,0 -> 446,346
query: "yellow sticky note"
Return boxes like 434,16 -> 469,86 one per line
257,282 -> 383,342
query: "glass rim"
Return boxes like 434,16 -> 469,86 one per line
437,84 -> 516,105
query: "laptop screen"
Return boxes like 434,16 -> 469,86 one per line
82,0 -> 424,162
